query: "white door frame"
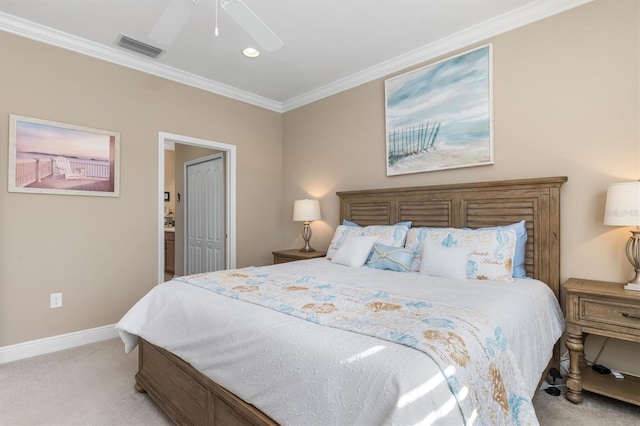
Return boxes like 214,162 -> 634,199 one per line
157,131 -> 236,283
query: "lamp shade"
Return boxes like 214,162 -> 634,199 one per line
293,199 -> 321,222
604,181 -> 640,226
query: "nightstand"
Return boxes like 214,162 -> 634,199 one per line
272,249 -> 326,264
563,278 -> 640,405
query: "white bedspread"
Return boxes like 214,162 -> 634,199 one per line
117,259 -> 564,426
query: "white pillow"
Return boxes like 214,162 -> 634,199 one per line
331,235 -> 378,267
420,243 -> 469,280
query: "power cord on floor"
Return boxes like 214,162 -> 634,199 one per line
541,350 -> 571,396
543,367 -> 563,396
542,338 -> 618,397
589,337 -> 612,374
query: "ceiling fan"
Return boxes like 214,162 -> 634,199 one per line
149,0 -> 283,52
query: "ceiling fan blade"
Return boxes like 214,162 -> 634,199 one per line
221,0 -> 283,52
149,0 -> 198,45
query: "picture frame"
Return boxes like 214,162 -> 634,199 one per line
8,115 -> 120,197
384,44 -> 494,176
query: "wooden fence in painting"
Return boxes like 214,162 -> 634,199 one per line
14,157 -> 110,187
14,158 -> 54,187
387,122 -> 440,164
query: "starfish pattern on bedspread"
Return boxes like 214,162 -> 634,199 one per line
175,267 -> 537,425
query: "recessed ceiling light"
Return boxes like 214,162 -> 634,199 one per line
242,47 -> 260,58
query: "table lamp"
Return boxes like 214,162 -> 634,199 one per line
604,181 -> 640,289
293,199 -> 321,252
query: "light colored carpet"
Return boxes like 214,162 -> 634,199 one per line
0,338 -> 171,425
1,337 -> 638,425
534,385 -> 639,426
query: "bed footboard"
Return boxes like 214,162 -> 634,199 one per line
135,338 -> 277,426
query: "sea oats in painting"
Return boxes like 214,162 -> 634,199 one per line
385,44 -> 493,175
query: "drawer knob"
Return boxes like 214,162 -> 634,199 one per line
621,312 -> 640,320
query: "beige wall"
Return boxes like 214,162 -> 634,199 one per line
282,0 -> 640,373
0,32 -> 283,346
283,0 -> 639,285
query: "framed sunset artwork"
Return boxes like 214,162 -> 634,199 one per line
8,115 -> 120,197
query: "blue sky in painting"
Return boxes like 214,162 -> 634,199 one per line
385,46 -> 490,146
16,120 -> 110,161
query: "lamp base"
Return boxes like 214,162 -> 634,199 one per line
628,271 -> 640,286
299,222 -> 315,253
625,230 -> 640,287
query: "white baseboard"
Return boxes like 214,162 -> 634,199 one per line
0,324 -> 118,364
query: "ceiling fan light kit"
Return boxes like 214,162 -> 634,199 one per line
242,47 -> 260,58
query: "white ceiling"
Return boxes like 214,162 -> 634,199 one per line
0,0 -> 590,112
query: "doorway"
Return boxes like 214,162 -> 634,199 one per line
157,132 -> 236,283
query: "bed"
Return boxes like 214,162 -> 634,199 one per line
117,176 -> 567,425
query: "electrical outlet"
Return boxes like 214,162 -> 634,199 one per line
50,292 -> 62,308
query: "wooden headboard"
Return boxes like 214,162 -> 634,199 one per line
337,176 -> 568,298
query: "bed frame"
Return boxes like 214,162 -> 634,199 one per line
134,176 -> 567,425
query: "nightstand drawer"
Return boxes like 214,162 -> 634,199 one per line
581,298 -> 640,331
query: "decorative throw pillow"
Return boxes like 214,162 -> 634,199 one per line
367,243 -> 414,272
405,227 -> 434,272
394,221 -> 413,228
331,235 -> 379,267
326,225 -> 364,258
425,227 -> 517,282
476,220 -> 528,278
343,220 -> 413,228
327,224 -> 410,259
407,224 -> 525,279
420,244 -> 469,280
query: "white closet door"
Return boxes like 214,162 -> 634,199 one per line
185,154 -> 225,274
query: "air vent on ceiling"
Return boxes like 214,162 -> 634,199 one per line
116,35 -> 164,58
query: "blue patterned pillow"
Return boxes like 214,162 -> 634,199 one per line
405,227 -> 433,271
342,220 -> 413,228
426,227 -> 518,282
367,243 -> 414,272
327,224 -> 411,259
476,220 -> 528,278
406,222 -> 527,278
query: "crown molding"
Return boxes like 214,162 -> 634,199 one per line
0,12 -> 283,113
281,0 -> 593,112
0,0 -> 591,114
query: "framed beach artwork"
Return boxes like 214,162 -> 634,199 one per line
8,115 -> 120,197
385,44 -> 493,176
